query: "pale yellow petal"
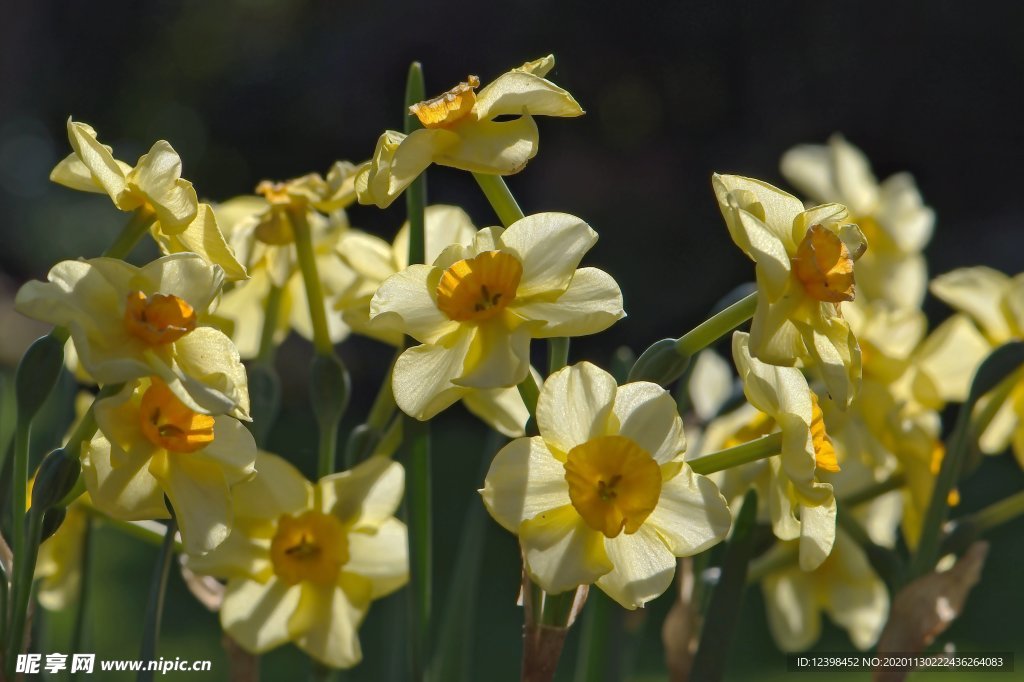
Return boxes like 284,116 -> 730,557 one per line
511,268 -> 624,338
474,71 -> 584,121
127,140 -> 198,233
391,330 -> 473,420
798,499 -> 837,571
154,204 -> 247,281
370,265 -> 459,344
536,361 -> 617,457
437,116 -> 538,174
454,321 -> 532,389
320,456 -> 404,530
65,119 -> 128,201
597,525 -> 676,609
293,579 -> 369,669
647,467 -> 732,555
930,267 -> 1013,343
611,381 -> 685,463
521,505 -> 612,593
344,518 -> 409,599
461,382 -> 530,438
481,436 -> 571,532
762,569 -> 821,652
499,212 -> 597,297
221,578 -> 302,653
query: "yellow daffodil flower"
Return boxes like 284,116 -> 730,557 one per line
336,204 -> 530,436
15,253 -> 250,418
481,362 -> 731,608
83,378 -> 257,555
355,55 -> 584,208
370,213 -> 624,420
713,173 -> 867,407
760,530 -> 889,651
781,135 -> 934,309
184,452 -> 408,669
931,267 -> 1024,465
730,332 -> 838,570
212,189 -> 358,358
50,119 -> 246,280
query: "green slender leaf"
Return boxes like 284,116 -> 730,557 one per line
690,489 -> 758,682
430,432 -> 502,681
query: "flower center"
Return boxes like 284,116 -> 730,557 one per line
792,224 -> 856,303
564,435 -> 662,538
124,291 -> 197,346
435,251 -> 523,322
409,75 -> 480,129
809,392 -> 840,473
270,511 -> 348,586
139,379 -> 215,453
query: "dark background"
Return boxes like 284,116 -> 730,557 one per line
2,1 -> 1023,679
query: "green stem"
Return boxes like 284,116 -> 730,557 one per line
910,405 -> 971,578
688,432 -> 782,476
256,284 -> 285,366
367,354 -> 399,432
548,338 -> 569,375
103,209 -> 156,259
403,60 -> 431,682
292,211 -> 335,356
472,173 -> 525,227
573,590 -> 614,682
968,489 -> 1024,534
69,518 -> 94,681
676,293 -> 757,358
971,365 -> 1023,439
404,417 -> 431,681
517,373 -> 541,422
5,509 -> 43,678
137,516 -> 176,682
12,423 -> 29,572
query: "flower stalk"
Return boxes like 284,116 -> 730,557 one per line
687,431 -> 783,476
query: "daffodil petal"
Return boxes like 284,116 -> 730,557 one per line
536,362 -> 617,456
65,120 -> 128,201
798,498 -> 837,571
474,71 -> 584,120
647,468 -> 732,554
370,265 -> 458,344
596,525 -> 676,609
513,267 -> 624,338
154,204 -> 247,281
337,230 -> 397,282
82,432 -> 167,521
393,204 -> 478,269
173,326 -> 251,419
930,267 -> 1013,343
521,505 -> 612,594
454,321 -> 532,389
481,436 -> 571,532
436,116 -> 539,175
222,578 -> 301,653
391,331 -> 473,420
499,213 -> 597,297
233,452 -> 313,520
200,417 -> 257,485
612,381 -> 686,464
320,456 -> 404,530
151,452 -> 232,555
344,518 -> 409,599
461,383 -> 529,437
762,569 -> 820,652
293,579 -> 370,669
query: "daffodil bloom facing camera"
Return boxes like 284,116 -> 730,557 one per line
355,55 -> 584,208
713,174 -> 867,407
781,135 -> 934,310
337,204 -> 531,436
931,267 -> 1024,466
50,119 -> 246,279
83,378 -> 257,555
370,213 -> 624,420
184,453 -> 408,669
481,362 -> 731,608
730,332 -> 838,570
15,253 -> 250,418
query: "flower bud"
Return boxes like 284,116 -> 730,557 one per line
16,333 -> 65,421
31,448 -> 81,512
628,338 -> 690,386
